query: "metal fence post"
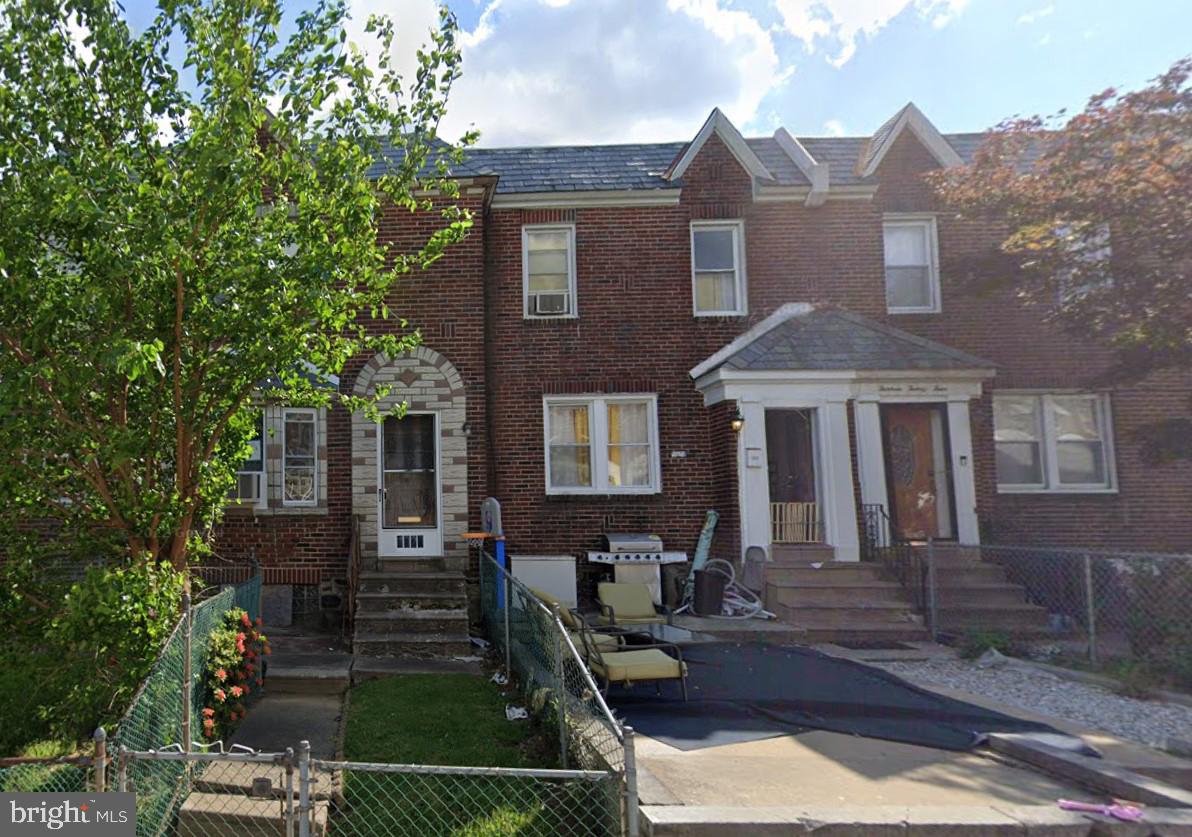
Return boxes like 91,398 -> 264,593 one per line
93,728 -> 106,793
298,740 -> 311,837
181,592 -> 192,753
623,726 -> 639,837
284,746 -> 296,837
1083,553 -> 1098,665
926,538 -> 938,642
503,566 -> 512,676
551,604 -> 569,769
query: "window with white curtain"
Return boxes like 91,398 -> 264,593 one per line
883,216 -> 940,313
691,221 -> 745,315
544,395 -> 660,493
994,393 -> 1115,492
283,409 -> 318,505
523,225 -> 577,318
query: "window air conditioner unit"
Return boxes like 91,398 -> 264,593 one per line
532,293 -> 569,315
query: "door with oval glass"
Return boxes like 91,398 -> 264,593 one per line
378,412 -> 442,556
881,404 -> 955,542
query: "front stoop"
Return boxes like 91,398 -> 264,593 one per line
926,547 -> 1052,637
178,792 -> 328,836
352,556 -> 472,659
763,557 -> 931,645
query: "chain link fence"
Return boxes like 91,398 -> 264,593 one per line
479,549 -> 636,834
876,541 -> 1192,690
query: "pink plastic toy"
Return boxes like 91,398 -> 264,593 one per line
1058,799 -> 1145,822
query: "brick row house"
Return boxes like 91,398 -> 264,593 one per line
214,104 -> 1192,633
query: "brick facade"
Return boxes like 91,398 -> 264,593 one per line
212,126 -> 1192,595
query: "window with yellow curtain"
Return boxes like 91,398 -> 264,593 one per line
544,395 -> 659,493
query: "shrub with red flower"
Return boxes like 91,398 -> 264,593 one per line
199,608 -> 270,740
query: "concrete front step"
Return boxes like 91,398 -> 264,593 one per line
193,762 -> 336,800
375,556 -> 447,573
769,544 -> 836,566
764,564 -> 886,585
353,609 -> 468,634
357,570 -> 466,595
355,590 -> 468,612
930,565 -> 1009,584
933,583 -> 1033,607
353,632 -> 474,658
765,581 -> 909,608
178,792 -> 328,836
935,604 -> 1051,634
773,601 -> 922,629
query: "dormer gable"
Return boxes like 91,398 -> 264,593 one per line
665,108 -> 773,185
857,103 -> 962,178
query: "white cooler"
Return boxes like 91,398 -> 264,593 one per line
511,554 -> 578,609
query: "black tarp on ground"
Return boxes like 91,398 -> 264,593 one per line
608,642 -> 1093,753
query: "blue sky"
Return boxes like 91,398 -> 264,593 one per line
120,0 -> 1191,146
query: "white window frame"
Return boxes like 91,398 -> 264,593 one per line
522,224 -> 578,319
883,214 -> 941,314
994,392 -> 1117,494
282,408 -> 319,506
543,395 -> 661,495
228,410 -> 267,510
690,220 -> 746,317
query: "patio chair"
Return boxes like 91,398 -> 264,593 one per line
596,582 -> 671,627
576,614 -> 688,701
528,587 -> 624,657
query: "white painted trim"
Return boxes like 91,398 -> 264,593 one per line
666,108 -> 772,183
690,219 -> 747,317
860,103 -> 964,178
542,394 -> 662,495
947,400 -> 981,543
491,189 -> 681,209
522,223 -> 578,320
773,128 -> 829,207
883,215 -> 942,315
281,407 -> 319,507
688,302 -> 814,380
854,400 -> 890,543
754,184 -> 877,204
377,411 -> 444,557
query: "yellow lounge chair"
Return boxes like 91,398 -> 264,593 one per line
528,587 -> 623,656
575,616 -> 688,701
596,582 -> 670,626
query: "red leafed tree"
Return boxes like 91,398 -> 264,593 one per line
929,58 -> 1192,379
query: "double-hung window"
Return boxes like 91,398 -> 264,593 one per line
230,411 -> 265,508
544,395 -> 660,494
994,393 -> 1115,492
283,409 -> 318,505
523,225 -> 577,318
691,221 -> 745,316
883,215 -> 940,313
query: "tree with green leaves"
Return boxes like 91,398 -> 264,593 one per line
930,58 -> 1191,381
0,0 -> 475,575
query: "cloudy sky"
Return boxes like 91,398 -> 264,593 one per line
122,0 -> 1190,146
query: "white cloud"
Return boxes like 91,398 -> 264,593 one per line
774,0 -> 969,67
1037,32 -> 1051,46
1016,4 -> 1055,25
823,118 -> 847,136
346,0 -> 790,146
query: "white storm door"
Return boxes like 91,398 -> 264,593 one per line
377,413 -> 442,556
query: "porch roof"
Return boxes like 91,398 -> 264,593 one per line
691,305 -> 994,379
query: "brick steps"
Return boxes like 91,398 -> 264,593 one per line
357,571 -> 466,596
355,590 -> 466,611
353,609 -> 469,634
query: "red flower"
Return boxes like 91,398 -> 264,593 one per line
254,617 -> 263,627
241,613 -> 251,627
215,668 -> 227,682
230,686 -> 243,698
202,707 -> 215,718
215,688 -> 226,702
203,718 -> 214,731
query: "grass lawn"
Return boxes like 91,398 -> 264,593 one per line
335,674 -> 618,837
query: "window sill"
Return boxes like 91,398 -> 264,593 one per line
887,307 -> 940,315
694,311 -> 745,318
997,487 -> 1118,496
545,490 -> 662,499
523,314 -> 579,321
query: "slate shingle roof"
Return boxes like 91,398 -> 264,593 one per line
720,308 -> 993,372
366,130 -> 985,193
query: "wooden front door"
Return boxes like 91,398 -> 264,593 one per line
882,404 -> 955,541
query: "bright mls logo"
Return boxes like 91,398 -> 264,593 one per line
2,794 -> 135,836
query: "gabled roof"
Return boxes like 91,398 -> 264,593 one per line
664,108 -> 774,183
857,103 -> 963,178
691,304 -> 993,379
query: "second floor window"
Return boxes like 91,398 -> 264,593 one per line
883,216 -> 940,314
523,225 -> 576,318
691,221 -> 745,316
231,411 -> 265,508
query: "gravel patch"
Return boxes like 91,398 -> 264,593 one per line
875,659 -> 1192,749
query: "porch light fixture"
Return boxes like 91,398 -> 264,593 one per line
730,408 -> 745,433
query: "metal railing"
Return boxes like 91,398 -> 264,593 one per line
479,549 -> 637,835
770,501 -> 821,543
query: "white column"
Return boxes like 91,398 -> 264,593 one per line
737,399 -> 771,561
820,400 -> 861,561
854,399 -> 890,545
947,399 -> 980,544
